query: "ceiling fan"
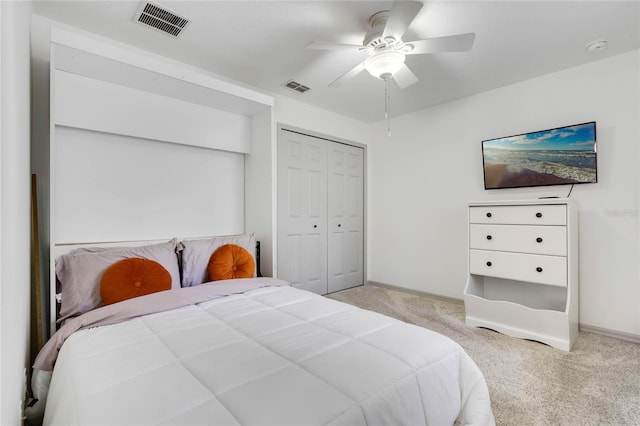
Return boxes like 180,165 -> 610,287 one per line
306,1 -> 476,89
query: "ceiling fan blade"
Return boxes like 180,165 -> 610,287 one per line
306,41 -> 364,52
392,63 -> 418,89
329,61 -> 366,87
382,1 -> 423,41
406,33 -> 476,54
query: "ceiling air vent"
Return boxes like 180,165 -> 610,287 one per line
283,80 -> 310,94
134,2 -> 190,38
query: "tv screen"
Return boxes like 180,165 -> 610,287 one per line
482,121 -> 597,190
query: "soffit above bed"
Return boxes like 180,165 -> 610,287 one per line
51,27 -> 274,118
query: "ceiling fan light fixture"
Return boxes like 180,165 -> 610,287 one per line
364,50 -> 405,80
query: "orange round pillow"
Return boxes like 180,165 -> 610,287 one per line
207,244 -> 255,281
100,258 -> 171,305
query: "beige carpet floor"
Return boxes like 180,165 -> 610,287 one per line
327,284 -> 640,426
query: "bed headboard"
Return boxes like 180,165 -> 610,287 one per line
51,238 -> 263,333
53,239 -> 263,271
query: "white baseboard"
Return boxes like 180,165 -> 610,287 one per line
366,280 -> 640,345
366,280 -> 464,305
579,323 -> 640,344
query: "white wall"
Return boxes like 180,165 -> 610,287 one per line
53,70 -> 252,154
368,50 -> 640,338
274,95 -> 374,146
1,1 -> 32,423
54,127 -> 246,243
246,108 -> 276,276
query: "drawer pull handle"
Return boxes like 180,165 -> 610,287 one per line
536,212 -> 543,218
486,212 -> 492,218
486,261 -> 492,267
536,267 -> 543,273
486,235 -> 492,240
536,237 -> 543,243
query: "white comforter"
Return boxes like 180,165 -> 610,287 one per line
43,283 -> 494,425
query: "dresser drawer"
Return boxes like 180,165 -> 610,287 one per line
469,224 -> 567,256
469,205 -> 567,225
469,249 -> 567,287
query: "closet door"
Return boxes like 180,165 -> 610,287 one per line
277,129 -> 328,294
327,143 -> 364,293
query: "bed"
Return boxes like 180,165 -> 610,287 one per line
28,235 -> 495,425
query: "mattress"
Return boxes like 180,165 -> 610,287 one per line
37,279 -> 494,425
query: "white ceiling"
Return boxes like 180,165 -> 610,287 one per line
33,1 -> 640,122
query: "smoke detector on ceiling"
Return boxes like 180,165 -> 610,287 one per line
586,39 -> 608,54
134,1 -> 190,38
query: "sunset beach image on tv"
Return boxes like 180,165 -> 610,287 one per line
482,122 -> 597,190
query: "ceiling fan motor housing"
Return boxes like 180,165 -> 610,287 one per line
364,11 -> 394,49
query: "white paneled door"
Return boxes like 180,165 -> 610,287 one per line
277,128 -> 364,295
277,129 -> 328,294
327,143 -> 364,293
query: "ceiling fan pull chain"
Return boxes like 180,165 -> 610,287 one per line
385,78 -> 391,138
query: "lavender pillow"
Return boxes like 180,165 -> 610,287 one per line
55,239 -> 180,323
180,233 -> 256,287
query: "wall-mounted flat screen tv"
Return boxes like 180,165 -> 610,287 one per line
482,121 -> 597,190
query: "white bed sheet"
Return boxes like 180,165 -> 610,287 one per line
44,285 -> 494,425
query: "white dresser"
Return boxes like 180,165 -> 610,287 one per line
463,199 -> 578,350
